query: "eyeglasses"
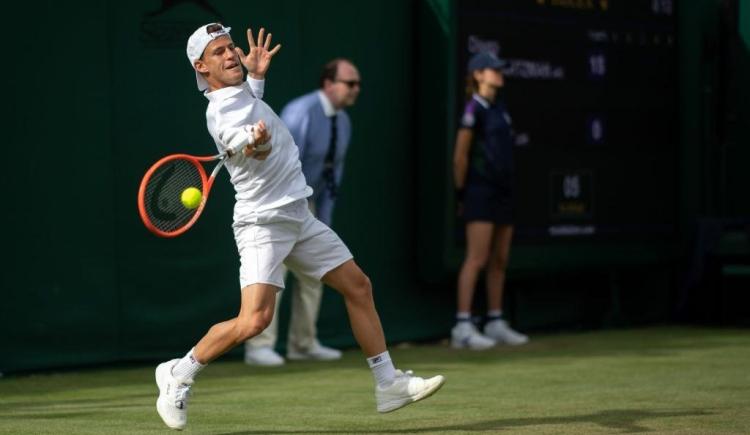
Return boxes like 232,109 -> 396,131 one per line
335,79 -> 361,89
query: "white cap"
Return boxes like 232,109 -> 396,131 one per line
186,23 -> 232,91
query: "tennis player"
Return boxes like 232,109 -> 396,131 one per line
154,23 -> 444,430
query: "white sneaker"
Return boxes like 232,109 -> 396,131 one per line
451,322 -> 496,350
376,369 -> 445,413
244,346 -> 285,366
155,359 -> 193,430
287,341 -> 342,361
484,319 -> 529,345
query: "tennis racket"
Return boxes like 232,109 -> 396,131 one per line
137,128 -> 265,238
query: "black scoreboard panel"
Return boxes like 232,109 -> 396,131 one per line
457,0 -> 678,241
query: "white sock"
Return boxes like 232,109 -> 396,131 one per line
487,310 -> 502,321
171,348 -> 206,382
367,351 -> 396,388
456,312 -> 471,324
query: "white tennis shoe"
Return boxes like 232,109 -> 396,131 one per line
375,369 -> 445,413
484,319 -> 529,345
155,359 -> 193,430
287,341 -> 342,361
451,322 -> 496,350
244,346 -> 285,366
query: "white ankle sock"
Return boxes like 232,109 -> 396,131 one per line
367,351 -> 396,388
487,310 -> 503,319
171,348 -> 205,382
487,310 -> 503,321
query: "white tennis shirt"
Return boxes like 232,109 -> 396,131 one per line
205,78 -> 312,224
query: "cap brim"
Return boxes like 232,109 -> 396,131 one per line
489,59 -> 507,69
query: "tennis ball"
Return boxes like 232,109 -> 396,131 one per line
181,187 -> 202,209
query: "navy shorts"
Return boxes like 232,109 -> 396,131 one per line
463,180 -> 514,225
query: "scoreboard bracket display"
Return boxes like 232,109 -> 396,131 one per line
455,0 -> 678,244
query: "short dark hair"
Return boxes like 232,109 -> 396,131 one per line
319,58 -> 353,88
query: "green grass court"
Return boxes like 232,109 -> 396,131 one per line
1,326 -> 748,434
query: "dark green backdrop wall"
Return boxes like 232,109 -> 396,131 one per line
2,0 -> 454,374
4,0 -> 747,374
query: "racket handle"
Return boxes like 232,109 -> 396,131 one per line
227,141 -> 247,156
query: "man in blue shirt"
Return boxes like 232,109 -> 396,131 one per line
244,58 -> 361,366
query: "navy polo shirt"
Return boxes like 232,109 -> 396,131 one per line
459,93 -> 514,184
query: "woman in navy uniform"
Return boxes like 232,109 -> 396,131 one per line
451,52 -> 528,350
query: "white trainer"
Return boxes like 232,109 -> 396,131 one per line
376,369 -> 445,413
155,359 -> 193,430
451,322 -> 496,350
287,340 -> 342,361
484,319 -> 529,345
244,346 -> 285,366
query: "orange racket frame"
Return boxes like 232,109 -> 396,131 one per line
137,152 -> 227,238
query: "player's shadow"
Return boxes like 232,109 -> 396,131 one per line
217,408 -> 712,434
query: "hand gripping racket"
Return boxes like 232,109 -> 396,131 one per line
138,127 -> 265,237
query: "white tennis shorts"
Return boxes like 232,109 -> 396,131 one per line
233,199 -> 353,289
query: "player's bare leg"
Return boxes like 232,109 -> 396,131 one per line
322,259 -> 445,413
193,284 -> 278,363
155,284 -> 278,430
321,260 -> 385,357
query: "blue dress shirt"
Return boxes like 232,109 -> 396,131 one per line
281,91 -> 351,226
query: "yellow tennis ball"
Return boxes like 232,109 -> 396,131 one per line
181,187 -> 202,209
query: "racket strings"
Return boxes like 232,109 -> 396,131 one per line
143,158 -> 204,233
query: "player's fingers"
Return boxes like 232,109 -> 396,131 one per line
255,127 -> 267,141
269,43 -> 282,57
247,28 -> 256,47
257,130 -> 270,144
264,33 -> 272,50
234,47 -> 245,60
257,28 -> 265,49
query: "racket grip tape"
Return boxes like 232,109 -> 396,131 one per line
226,124 -> 258,156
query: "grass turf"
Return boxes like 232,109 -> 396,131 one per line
1,326 -> 749,434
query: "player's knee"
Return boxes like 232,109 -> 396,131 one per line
348,273 -> 373,302
234,315 -> 272,342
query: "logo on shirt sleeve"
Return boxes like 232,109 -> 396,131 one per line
462,111 -> 475,127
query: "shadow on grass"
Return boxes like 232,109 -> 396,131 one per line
0,392 -> 153,411
217,408 -> 712,434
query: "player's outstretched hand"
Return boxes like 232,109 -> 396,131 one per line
235,27 -> 281,80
